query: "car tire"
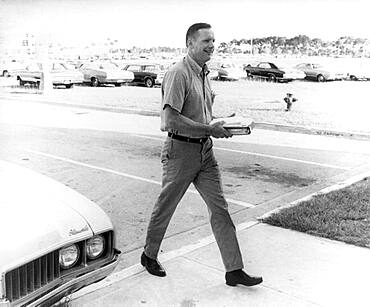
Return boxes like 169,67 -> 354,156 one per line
144,78 -> 154,88
246,71 -> 252,79
18,78 -> 25,86
114,83 -> 123,87
317,74 -> 325,82
267,74 -> 276,82
91,77 -> 99,87
65,84 -> 73,89
2,70 -> 9,77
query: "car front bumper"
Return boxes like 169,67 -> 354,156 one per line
0,250 -> 120,307
53,80 -> 83,85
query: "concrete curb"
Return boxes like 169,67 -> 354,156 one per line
257,169 -> 370,221
1,93 -> 370,140
255,122 -> 370,141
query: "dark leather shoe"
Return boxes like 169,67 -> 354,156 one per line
141,252 -> 166,277
225,269 -> 263,287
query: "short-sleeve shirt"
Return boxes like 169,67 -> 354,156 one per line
160,55 -> 213,138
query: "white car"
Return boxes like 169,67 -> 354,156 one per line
12,62 -> 84,89
347,67 -> 370,81
294,63 -> 346,82
0,160 -> 120,307
79,62 -> 134,87
208,62 -> 247,81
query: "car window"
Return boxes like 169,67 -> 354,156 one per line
145,65 -> 157,72
126,65 -> 141,72
258,63 -> 271,69
64,63 -> 76,70
52,63 -> 67,71
313,64 -> 323,69
101,62 -> 119,70
296,64 -> 306,69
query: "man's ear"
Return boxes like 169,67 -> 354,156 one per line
187,37 -> 193,48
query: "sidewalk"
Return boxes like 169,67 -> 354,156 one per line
72,221 -> 370,307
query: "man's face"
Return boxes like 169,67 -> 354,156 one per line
188,28 -> 215,65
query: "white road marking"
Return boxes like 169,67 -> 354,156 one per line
25,149 -> 255,208
215,147 -> 351,170
72,220 -> 259,301
133,134 -> 351,170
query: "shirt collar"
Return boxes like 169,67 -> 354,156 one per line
186,54 -> 210,77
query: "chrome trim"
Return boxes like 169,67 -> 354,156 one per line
7,252 -> 119,307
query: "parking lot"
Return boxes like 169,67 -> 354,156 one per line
1,87 -> 370,271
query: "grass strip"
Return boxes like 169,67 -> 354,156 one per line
263,177 -> 370,248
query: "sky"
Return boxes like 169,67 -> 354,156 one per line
1,0 -> 369,48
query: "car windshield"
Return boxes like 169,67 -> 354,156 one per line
100,62 -> 120,70
52,63 -> 68,71
221,63 -> 235,69
313,64 -> 324,69
295,64 -> 307,69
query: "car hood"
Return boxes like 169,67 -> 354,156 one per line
0,161 -> 113,272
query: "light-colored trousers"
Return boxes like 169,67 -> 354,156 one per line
144,137 -> 244,272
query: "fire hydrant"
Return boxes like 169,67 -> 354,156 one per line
284,93 -> 297,111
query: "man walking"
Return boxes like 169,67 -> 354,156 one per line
141,23 -> 262,287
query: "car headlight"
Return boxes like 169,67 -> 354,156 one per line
59,244 -> 80,269
86,235 -> 105,260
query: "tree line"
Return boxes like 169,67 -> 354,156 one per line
217,35 -> 370,57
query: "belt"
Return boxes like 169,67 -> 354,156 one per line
168,132 -> 209,144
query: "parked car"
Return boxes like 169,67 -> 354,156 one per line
79,62 -> 134,87
12,62 -> 84,88
244,62 -> 305,82
122,64 -> 158,87
346,67 -> 370,81
150,64 -> 167,85
208,62 -> 247,81
0,160 -> 120,307
294,63 -> 346,82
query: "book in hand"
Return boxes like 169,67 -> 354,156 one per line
210,116 -> 255,135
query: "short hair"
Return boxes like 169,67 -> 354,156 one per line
186,23 -> 211,47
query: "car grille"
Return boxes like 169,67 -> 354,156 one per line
5,251 -> 60,303
5,231 -> 114,304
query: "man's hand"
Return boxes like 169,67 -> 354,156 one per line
209,121 -> 232,138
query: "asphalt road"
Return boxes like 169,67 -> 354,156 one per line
1,97 -> 370,271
